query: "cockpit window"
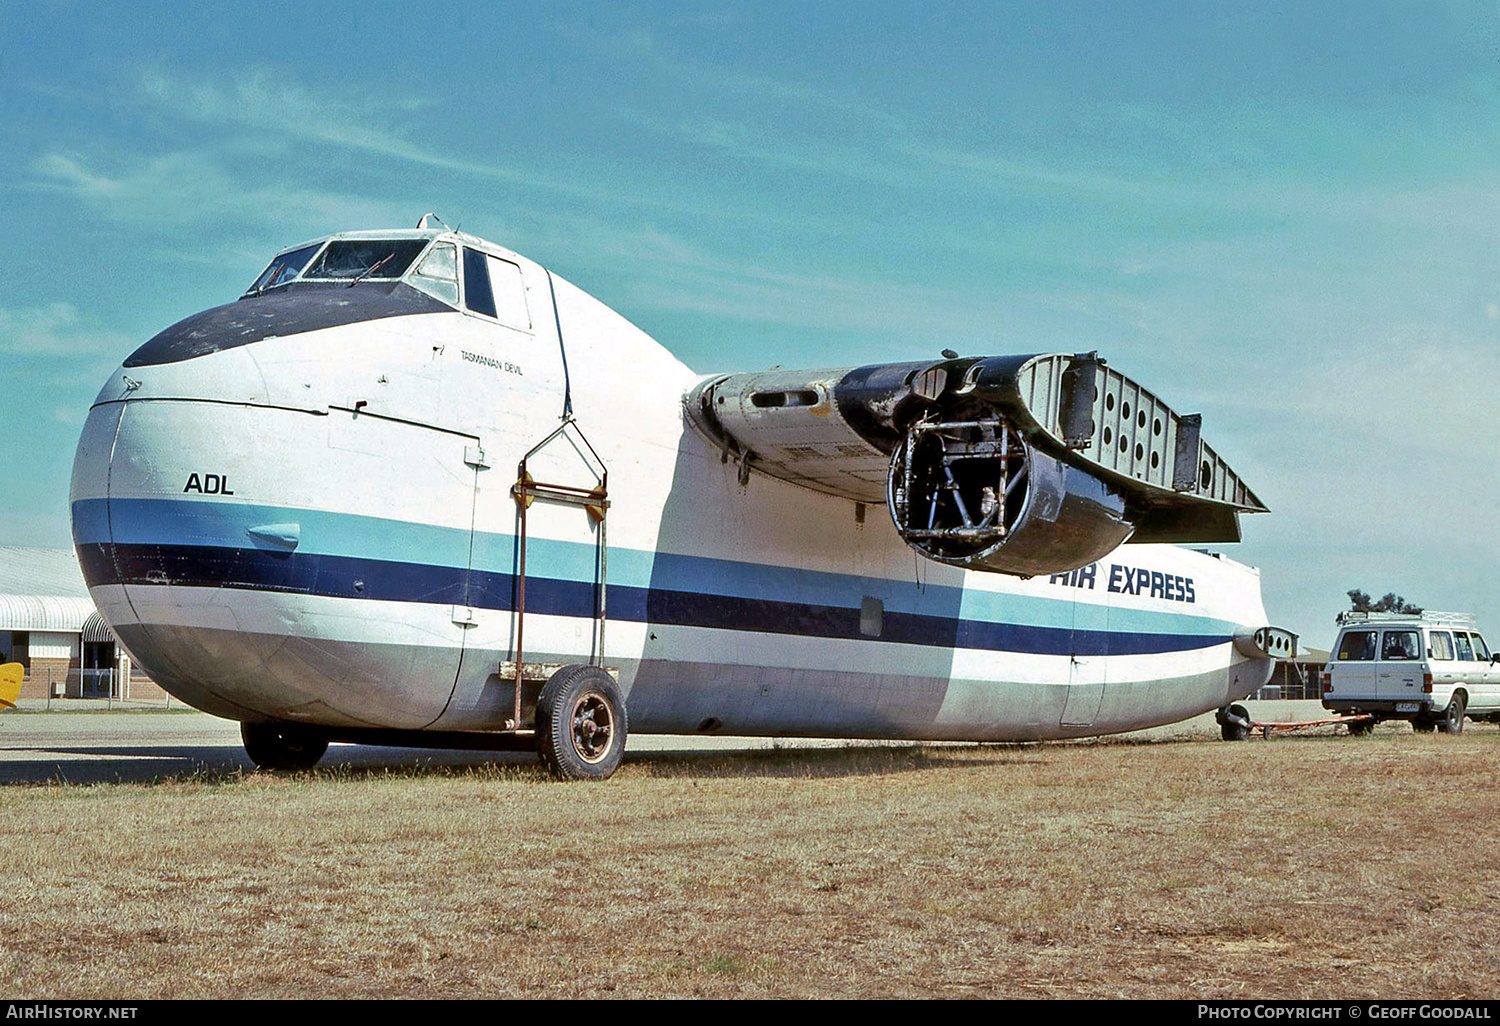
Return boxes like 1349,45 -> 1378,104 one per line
245,242 -> 322,295
303,240 -> 428,281
409,242 -> 459,305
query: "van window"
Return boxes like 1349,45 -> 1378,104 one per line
1381,630 -> 1419,661
1473,635 -> 1492,661
1430,631 -> 1455,661
1455,633 -> 1475,661
1337,631 -> 1377,661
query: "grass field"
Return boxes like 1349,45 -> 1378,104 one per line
4,724 -> 1500,999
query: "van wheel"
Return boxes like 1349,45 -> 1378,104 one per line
1441,693 -> 1467,735
536,665 -> 627,781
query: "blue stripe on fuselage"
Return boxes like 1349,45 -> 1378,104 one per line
71,497 -> 1237,656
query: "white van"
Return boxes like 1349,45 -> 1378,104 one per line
1322,612 -> 1500,733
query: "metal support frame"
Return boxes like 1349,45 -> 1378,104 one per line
509,418 -> 609,732
894,416 -> 1026,545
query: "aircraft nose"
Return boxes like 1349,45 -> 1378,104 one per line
69,381 -> 469,730
121,284 -> 451,368
70,396 -> 276,721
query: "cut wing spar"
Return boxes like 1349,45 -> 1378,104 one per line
685,352 -> 1267,578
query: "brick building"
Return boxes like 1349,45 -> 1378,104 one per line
0,547 -> 166,702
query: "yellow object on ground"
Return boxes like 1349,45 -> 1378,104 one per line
0,663 -> 21,710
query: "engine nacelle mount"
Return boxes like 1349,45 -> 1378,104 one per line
887,415 -> 1135,578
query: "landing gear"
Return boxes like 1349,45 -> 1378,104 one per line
1347,719 -> 1375,736
1218,703 -> 1251,741
241,722 -> 329,771
1412,716 -> 1436,733
536,665 -> 627,781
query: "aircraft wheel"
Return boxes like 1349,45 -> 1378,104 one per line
1440,693 -> 1466,735
241,722 -> 329,771
1219,703 -> 1250,742
536,665 -> 627,781
1411,717 -> 1436,733
1347,719 -> 1374,736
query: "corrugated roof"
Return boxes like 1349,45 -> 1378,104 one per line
81,611 -> 117,643
0,548 -> 95,631
0,595 -> 97,632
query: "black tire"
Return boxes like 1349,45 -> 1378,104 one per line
1347,719 -> 1374,736
242,721 -> 329,771
536,665 -> 627,781
1219,703 -> 1250,742
1411,716 -> 1436,733
1441,693 -> 1467,735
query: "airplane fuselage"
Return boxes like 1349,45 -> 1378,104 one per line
70,228 -> 1278,752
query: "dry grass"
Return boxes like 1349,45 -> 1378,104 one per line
5,727 -> 1500,999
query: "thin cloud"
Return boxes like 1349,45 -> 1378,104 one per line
32,148 -> 407,232
134,68 -> 729,219
0,302 -> 134,360
535,216 -> 1012,349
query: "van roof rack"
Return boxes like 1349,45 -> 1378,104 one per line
1335,610 -> 1476,626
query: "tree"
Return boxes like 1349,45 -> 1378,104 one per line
1347,589 -> 1423,615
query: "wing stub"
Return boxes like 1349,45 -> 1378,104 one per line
684,351 -> 1268,573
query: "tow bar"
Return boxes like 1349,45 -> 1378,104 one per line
1247,713 -> 1375,739
1217,702 -> 1376,740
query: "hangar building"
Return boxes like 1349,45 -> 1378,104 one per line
0,547 -> 165,702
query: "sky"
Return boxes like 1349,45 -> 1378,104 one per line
0,0 -> 1496,649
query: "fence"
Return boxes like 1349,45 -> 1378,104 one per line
20,666 -> 170,707
1258,659 -> 1324,701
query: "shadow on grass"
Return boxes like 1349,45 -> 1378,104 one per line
623,743 -> 1048,779
0,744 -> 538,787
0,740 -> 1049,787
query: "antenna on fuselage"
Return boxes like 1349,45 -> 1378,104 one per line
416,212 -> 451,230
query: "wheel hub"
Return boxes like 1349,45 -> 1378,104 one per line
570,693 -> 614,763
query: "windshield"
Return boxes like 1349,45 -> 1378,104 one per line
245,242 -> 322,295
303,240 -> 428,281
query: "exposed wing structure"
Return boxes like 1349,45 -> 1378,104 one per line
686,352 -> 1267,577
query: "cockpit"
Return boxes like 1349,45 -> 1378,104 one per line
242,231 -> 462,307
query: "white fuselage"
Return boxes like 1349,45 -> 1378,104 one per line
70,233 -> 1275,741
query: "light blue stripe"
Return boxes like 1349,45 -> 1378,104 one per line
73,497 -> 1239,637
